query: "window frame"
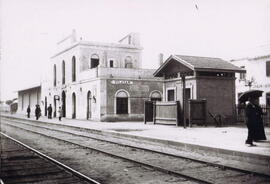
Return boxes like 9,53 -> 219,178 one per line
124,56 -> 133,68
149,90 -> 162,101
90,54 -> 99,69
266,61 -> 270,77
72,56 -> 76,82
114,89 -> 130,114
53,64 -> 57,86
62,60 -> 65,84
166,88 -> 176,102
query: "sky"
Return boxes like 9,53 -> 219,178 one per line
1,0 -> 270,101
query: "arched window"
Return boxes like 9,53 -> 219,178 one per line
72,56 -> 76,82
125,56 -> 133,68
53,64 -> 57,86
116,90 -> 129,114
90,54 -> 99,68
87,91 -> 92,119
150,91 -> 162,101
61,91 -> 66,117
62,60 -> 65,84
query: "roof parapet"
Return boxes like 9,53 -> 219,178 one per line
118,33 -> 140,46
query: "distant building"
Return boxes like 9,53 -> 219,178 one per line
231,54 -> 270,106
154,55 -> 245,124
17,85 -> 41,115
0,102 -> 10,112
40,31 -> 163,121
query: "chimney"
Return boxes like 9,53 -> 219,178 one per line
159,53 -> 164,66
71,29 -> 77,43
130,33 -> 140,46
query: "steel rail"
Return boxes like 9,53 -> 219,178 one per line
2,121 -> 212,184
0,132 -> 101,184
2,116 -> 270,178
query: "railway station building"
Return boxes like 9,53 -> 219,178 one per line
39,31 -> 163,121
153,55 -> 245,125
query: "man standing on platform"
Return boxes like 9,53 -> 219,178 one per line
26,105 -> 31,118
58,106 -> 63,121
47,104 -> 52,119
35,105 -> 41,120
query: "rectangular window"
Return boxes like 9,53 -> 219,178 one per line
240,66 -> 246,80
110,60 -> 114,68
266,61 -> 270,77
167,89 -> 175,101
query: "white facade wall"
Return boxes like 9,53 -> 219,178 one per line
232,55 -> 270,105
17,87 -> 41,116
41,37 -> 147,121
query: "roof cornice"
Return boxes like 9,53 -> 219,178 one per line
51,41 -> 143,59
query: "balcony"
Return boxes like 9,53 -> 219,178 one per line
79,67 -> 158,81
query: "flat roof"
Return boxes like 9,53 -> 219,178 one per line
17,85 -> 41,93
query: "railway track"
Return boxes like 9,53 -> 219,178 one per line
1,117 -> 270,184
0,132 -> 100,184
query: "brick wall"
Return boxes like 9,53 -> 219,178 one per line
196,77 -> 236,124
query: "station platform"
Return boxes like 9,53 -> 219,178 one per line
1,113 -> 270,176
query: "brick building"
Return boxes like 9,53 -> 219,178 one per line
154,55 -> 245,124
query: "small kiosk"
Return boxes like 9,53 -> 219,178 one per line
152,55 -> 246,126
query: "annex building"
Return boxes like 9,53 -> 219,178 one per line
40,31 -> 163,121
153,55 -> 245,124
17,85 -> 41,116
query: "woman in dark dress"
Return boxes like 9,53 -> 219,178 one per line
245,97 -> 267,146
35,105 -> 41,120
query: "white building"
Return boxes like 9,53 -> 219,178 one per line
231,54 -> 270,106
17,85 -> 41,115
40,31 -> 163,121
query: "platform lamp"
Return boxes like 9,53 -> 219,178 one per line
54,95 -> 60,101
245,77 -> 255,90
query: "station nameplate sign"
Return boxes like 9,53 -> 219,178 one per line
111,80 -> 133,85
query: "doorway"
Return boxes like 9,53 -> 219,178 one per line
61,91 -> 66,117
72,93 -> 76,119
53,98 -> 56,117
184,88 -> 191,124
87,91 -> 92,119
45,97 -> 47,116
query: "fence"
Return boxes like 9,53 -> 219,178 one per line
144,101 -> 181,126
236,104 -> 270,126
144,100 -> 207,127
154,101 -> 181,125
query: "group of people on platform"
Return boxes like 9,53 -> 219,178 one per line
26,104 -> 63,121
25,96 -> 267,146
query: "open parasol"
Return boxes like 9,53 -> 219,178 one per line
238,90 -> 263,103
